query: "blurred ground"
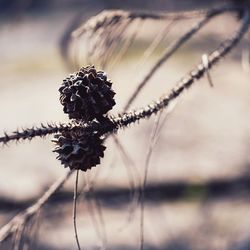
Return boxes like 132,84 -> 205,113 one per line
0,1 -> 250,249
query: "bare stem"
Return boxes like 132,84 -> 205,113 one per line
73,170 -> 82,250
140,111 -> 163,250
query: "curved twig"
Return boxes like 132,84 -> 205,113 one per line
123,5 -> 241,111
68,9 -> 209,69
72,9 -> 208,38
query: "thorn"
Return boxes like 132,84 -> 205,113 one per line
202,54 -> 214,88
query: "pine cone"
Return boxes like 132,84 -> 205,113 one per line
53,129 -> 106,171
59,66 -> 116,120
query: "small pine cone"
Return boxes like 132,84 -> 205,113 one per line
59,66 -> 116,120
53,130 -> 106,171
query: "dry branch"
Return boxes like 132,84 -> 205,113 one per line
68,9 -> 208,68
0,6 -> 249,146
0,170 -> 73,242
0,5 -> 249,248
123,6 -> 230,110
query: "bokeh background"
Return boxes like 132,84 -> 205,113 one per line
1,0 -> 250,249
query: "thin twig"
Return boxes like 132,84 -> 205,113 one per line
112,136 -> 141,226
131,18 -> 177,78
140,111 -> 163,250
73,170 -> 82,250
100,19 -> 132,69
72,9 -> 208,38
84,175 -> 107,249
111,18 -> 177,228
71,9 -> 208,69
107,19 -> 143,70
90,187 -> 108,250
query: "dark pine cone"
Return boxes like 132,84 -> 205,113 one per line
59,66 -> 116,120
53,130 -> 106,171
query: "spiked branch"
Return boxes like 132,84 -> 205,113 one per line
0,6 -> 249,146
0,122 -> 88,145
0,5 -> 249,247
123,5 -> 239,111
106,8 -> 250,132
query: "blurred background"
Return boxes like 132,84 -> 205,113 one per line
1,0 -> 250,249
